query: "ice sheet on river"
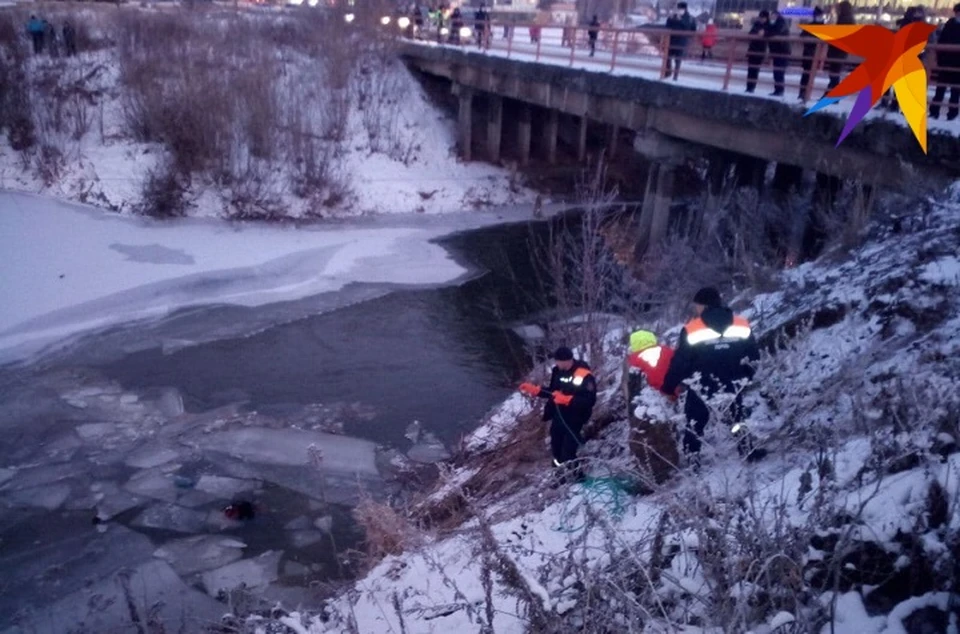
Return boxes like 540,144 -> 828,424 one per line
191,427 -> 379,476
1,559 -> 224,634
0,524 -> 156,629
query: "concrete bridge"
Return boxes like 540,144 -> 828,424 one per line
402,42 -> 960,249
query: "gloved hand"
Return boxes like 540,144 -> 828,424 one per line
519,382 -> 541,397
552,392 -> 573,407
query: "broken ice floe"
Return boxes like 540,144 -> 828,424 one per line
201,550 -> 282,596
407,431 -> 452,464
153,535 -> 247,576
133,503 -> 208,534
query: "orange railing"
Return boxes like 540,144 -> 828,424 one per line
399,20 -> 960,117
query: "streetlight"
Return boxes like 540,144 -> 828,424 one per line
398,16 -> 411,29
440,26 -> 450,36
381,16 -> 391,25
344,12 -> 355,22
459,26 -> 472,39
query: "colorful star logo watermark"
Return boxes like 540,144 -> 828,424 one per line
800,23 -> 937,153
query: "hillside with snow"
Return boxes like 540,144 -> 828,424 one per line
0,7 -> 532,218
251,185 -> 960,633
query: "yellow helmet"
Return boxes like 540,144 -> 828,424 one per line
629,330 -> 657,353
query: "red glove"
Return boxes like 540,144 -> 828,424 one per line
519,382 -> 541,397
552,392 -> 573,407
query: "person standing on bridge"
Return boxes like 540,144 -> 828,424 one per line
701,18 -> 718,60
764,10 -> 791,97
744,11 -> 769,94
474,3 -> 489,50
798,7 -> 825,101
588,14 -> 601,57
519,347 -> 597,486
827,1 -> 856,93
664,2 -> 697,81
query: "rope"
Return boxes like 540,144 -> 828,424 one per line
548,403 -> 634,533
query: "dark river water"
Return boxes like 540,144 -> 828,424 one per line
96,218 -> 554,448
0,214 -> 581,630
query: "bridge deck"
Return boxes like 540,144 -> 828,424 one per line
405,24 -> 960,143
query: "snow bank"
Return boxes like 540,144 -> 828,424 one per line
0,44 -> 532,218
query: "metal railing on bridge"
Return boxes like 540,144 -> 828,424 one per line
395,19 -> 960,118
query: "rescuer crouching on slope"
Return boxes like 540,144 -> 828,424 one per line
519,347 -> 597,486
624,329 -> 682,486
660,287 -> 762,469
627,329 -> 677,395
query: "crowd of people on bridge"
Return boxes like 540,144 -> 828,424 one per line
404,0 -> 960,115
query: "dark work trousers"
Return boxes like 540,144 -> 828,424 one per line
931,69 -> 960,119
746,55 -> 763,92
550,415 -> 583,465
771,55 -> 787,94
31,32 -> 43,54
682,390 -> 747,456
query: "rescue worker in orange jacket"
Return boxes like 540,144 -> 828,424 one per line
661,287 -> 759,464
519,346 -> 597,483
626,329 -> 677,394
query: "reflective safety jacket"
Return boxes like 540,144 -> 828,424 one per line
661,306 -> 759,397
627,344 -> 675,393
539,360 -> 597,427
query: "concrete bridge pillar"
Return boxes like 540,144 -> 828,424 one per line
487,95 -> 503,163
772,163 -> 804,199
517,105 -> 532,167
544,109 -> 559,165
735,155 -> 768,191
636,161 -> 677,255
457,86 -> 474,162
577,115 -> 589,163
607,125 -> 620,161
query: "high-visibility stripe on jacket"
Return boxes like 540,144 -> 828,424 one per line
627,344 -> 674,392
684,315 -> 752,346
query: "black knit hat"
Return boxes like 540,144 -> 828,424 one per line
813,6 -> 824,16
693,287 -> 722,307
553,346 -> 574,361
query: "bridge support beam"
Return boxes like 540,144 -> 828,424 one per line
457,86 -> 474,162
544,109 -> 559,165
517,105 -> 532,166
487,95 -> 503,163
577,116 -> 589,163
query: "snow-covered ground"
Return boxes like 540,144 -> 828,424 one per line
0,191 -> 551,364
254,185 -> 960,633
0,12 -> 534,218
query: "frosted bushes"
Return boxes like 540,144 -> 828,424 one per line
114,11 -> 364,218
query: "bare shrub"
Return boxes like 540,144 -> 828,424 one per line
138,160 -> 191,218
352,496 -> 423,561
